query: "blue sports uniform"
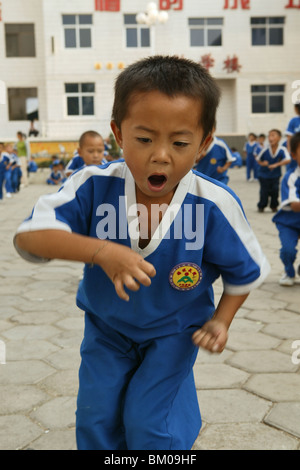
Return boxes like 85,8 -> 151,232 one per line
256,145 -> 291,210
286,116 -> 300,137
273,166 -> 300,278
244,141 -> 258,180
15,161 -> 270,450
66,153 -> 108,176
194,137 -> 236,184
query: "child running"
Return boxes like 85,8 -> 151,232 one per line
273,132 -> 300,286
14,55 -> 270,451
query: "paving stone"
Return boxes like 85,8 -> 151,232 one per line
0,384 -> 49,415
265,402 -> 300,438
245,373 -> 300,402
227,350 -> 298,373
194,422 -> 299,450
0,415 -> 42,450
45,348 -> 81,370
262,322 -> 300,340
6,340 -> 60,361
2,324 -> 61,342
194,363 -> 249,389
226,331 -> 281,351
30,396 -> 76,429
0,360 -> 55,385
27,429 -> 77,450
39,370 -> 79,397
197,389 -> 271,423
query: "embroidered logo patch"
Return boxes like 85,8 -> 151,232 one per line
169,263 -> 202,291
210,157 -> 217,165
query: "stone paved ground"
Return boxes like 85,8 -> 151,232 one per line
0,167 -> 299,450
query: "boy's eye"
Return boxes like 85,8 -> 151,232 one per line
137,137 -> 151,144
174,141 -> 189,148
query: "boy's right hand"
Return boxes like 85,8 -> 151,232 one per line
94,241 -> 156,301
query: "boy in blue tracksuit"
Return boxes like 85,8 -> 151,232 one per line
256,129 -> 291,212
65,131 -> 107,178
273,132 -> 300,286
194,135 -> 236,184
14,56 -> 270,450
244,133 -> 258,181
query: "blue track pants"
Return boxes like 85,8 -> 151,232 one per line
76,313 -> 201,450
275,222 -> 300,277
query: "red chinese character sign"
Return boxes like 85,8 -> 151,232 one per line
224,0 -> 250,8
285,0 -> 300,7
200,54 -> 215,71
159,0 -> 183,10
223,55 -> 242,73
95,0 -> 120,11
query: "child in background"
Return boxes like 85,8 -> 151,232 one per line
14,56 -> 269,451
1,143 -> 14,198
256,129 -> 291,212
285,102 -> 300,152
46,160 -> 63,185
0,143 -> 6,201
5,143 -> 22,193
194,133 -> 236,184
244,132 -> 258,181
65,131 -> 106,177
273,132 -> 300,286
230,147 -> 243,168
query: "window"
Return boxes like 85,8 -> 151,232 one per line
251,85 -> 285,113
251,17 -> 284,46
8,88 -> 38,121
189,18 -> 223,47
5,24 -> 36,57
65,83 -> 95,116
62,15 -> 92,48
124,14 -> 150,48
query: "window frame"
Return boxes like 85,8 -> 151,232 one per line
251,17 -> 285,46
188,17 -> 223,47
5,23 -> 36,57
62,14 -> 93,49
124,14 -> 151,48
251,84 -> 285,114
7,87 -> 38,121
64,83 -> 95,118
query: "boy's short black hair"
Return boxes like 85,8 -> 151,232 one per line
112,55 -> 221,141
269,129 -> 282,137
79,130 -> 103,148
290,132 -> 300,155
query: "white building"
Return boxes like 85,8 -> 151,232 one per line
0,0 -> 299,142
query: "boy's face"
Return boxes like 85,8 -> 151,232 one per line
111,91 -> 211,204
78,136 -> 105,166
268,131 -> 280,146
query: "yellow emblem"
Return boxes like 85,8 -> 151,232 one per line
210,158 -> 217,165
169,263 -> 202,291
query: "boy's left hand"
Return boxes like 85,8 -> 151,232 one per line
192,319 -> 228,353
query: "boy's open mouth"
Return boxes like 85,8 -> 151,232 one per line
147,174 -> 167,191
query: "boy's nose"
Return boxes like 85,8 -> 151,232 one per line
151,146 -> 171,164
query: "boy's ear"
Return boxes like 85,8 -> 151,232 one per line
196,133 -> 213,162
111,120 -> 123,148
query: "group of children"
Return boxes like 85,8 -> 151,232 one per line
0,142 -> 23,200
243,102 -> 300,286
11,56 -> 299,450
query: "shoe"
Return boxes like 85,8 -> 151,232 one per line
279,274 -> 295,286
6,193 -> 12,198
271,207 -> 278,212
258,207 -> 264,213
